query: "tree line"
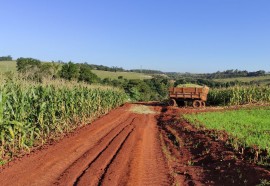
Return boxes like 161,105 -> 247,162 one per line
88,64 -> 125,72
130,69 -> 164,74
15,58 -> 170,101
12,57 -> 270,102
173,77 -> 268,88
167,69 -> 267,79
0,55 -> 12,61
203,69 -> 266,79
3,55 -> 268,78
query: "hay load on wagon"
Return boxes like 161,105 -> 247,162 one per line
168,85 -> 209,108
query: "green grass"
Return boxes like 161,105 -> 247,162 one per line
183,107 -> 270,153
0,61 -> 151,80
176,84 -> 203,87
92,70 -> 152,80
0,61 -> 16,73
213,75 -> 270,85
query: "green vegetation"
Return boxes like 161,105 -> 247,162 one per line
130,69 -> 164,75
0,79 -> 126,160
0,57 -> 171,163
0,59 -> 169,102
183,107 -> 270,160
0,60 -> 151,80
1,55 -> 270,167
208,86 -> 270,105
0,56 -> 12,61
59,61 -> 80,80
168,69 -> 267,79
92,70 -> 152,80
88,64 -> 125,72
176,84 -> 203,87
207,69 -> 267,79
171,69 -> 270,88
0,61 -> 16,73
173,77 -> 241,88
16,58 -> 41,72
78,64 -> 99,84
213,75 -> 270,85
15,58 -> 61,81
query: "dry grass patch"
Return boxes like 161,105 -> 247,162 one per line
130,105 -> 156,114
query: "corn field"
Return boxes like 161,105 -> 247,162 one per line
0,80 -> 126,160
208,86 -> 270,106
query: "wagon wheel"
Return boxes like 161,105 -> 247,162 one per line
201,101 -> 206,107
192,100 -> 201,108
169,99 -> 177,107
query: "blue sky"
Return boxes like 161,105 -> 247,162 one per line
0,0 -> 269,72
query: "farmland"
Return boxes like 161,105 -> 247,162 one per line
1,103 -> 270,185
0,58 -> 170,102
2,0 -> 270,185
208,86 -> 270,105
0,104 -> 170,185
0,60 -> 151,80
0,80 -> 126,162
92,69 -> 152,80
0,59 -> 270,185
184,107 -> 270,161
0,61 -> 16,73
158,106 -> 270,185
213,75 -> 270,85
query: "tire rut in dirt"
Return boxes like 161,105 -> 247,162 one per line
126,114 -> 171,186
97,127 -> 134,186
74,124 -> 135,186
0,105 -> 133,186
0,104 -> 171,186
56,117 -> 137,186
99,126 -> 137,186
96,112 -> 171,186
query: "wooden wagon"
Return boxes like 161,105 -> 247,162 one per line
168,86 -> 209,108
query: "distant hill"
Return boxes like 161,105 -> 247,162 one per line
0,61 -> 152,80
166,69 -> 268,79
92,70 -> 152,80
130,69 -> 164,74
213,75 -> 270,85
1,60 -> 269,84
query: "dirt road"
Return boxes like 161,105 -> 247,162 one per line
1,103 -> 270,186
0,104 -> 170,186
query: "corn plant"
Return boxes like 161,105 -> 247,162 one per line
0,80 -> 127,160
208,86 -> 270,106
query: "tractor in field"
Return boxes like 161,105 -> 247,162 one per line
168,86 -> 209,108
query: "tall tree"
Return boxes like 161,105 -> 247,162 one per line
59,62 -> 80,80
78,64 -> 99,84
16,58 -> 41,73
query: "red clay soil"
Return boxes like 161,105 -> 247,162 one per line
1,103 -> 270,186
157,105 -> 270,186
0,104 -> 171,186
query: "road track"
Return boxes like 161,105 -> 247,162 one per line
1,103 -> 270,185
0,104 -> 170,186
